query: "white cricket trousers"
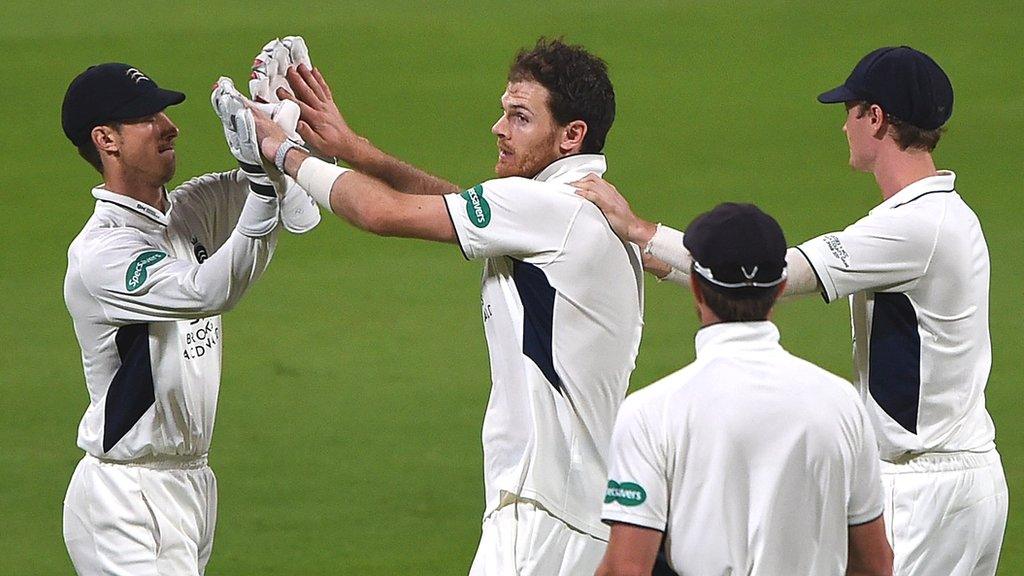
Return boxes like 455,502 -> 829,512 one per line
63,454 -> 217,576
469,500 -> 606,576
882,449 -> 1007,576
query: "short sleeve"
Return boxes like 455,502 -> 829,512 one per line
796,208 -> 940,303
848,402 -> 885,525
601,397 -> 668,532
442,177 -> 585,261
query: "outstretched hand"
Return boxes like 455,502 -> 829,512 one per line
572,174 -> 645,243
276,64 -> 360,162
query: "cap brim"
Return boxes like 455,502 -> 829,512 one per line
817,84 -> 860,104
110,88 -> 186,121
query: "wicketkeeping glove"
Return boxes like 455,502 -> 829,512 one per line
212,76 -> 282,197
249,36 -> 312,104
249,36 -> 312,103
248,37 -> 324,232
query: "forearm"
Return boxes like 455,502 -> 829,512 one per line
341,138 -> 459,196
638,226 -> 824,295
283,147 -> 376,231
846,517 -> 894,576
778,248 -> 823,301
640,223 -> 692,273
193,192 -> 279,312
284,147 -> 453,241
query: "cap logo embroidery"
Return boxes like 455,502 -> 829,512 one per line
126,68 -> 150,84
741,266 -> 759,280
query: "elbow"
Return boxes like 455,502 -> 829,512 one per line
201,290 -> 237,315
196,280 -> 247,315
348,203 -> 391,237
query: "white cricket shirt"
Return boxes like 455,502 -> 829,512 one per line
796,171 -> 995,461
603,322 -> 883,575
64,171 -> 278,461
443,155 -> 644,539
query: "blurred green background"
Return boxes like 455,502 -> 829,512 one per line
2,1 -> 1021,573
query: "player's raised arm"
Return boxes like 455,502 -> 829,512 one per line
248,101 -> 456,243
572,175 -> 686,283
573,174 -> 824,297
280,63 -> 460,197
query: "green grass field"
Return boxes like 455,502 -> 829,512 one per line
2,1 -> 1021,573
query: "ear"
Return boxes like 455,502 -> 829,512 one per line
92,125 -> 120,154
559,120 -> 588,154
867,104 -> 888,139
775,280 -> 787,298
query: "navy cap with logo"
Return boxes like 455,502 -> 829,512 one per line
817,46 -> 953,130
61,63 -> 186,147
684,203 -> 788,297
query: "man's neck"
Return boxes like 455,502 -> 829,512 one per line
103,175 -> 166,212
872,149 -> 938,200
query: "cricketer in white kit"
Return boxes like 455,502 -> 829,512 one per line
62,173 -> 277,574
576,46 -> 1008,576
447,156 -> 644,575
603,323 -> 887,575
794,170 -> 1006,574
60,60 -> 316,575
243,37 -> 644,574
598,203 -> 892,576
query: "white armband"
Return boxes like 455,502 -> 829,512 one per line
645,224 -> 692,272
295,157 -> 351,212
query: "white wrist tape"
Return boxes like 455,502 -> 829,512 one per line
295,157 -> 351,212
645,223 -> 692,272
274,139 -> 304,174
658,266 -> 690,286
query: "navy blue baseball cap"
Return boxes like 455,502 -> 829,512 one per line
62,63 -> 186,147
684,203 -> 788,296
817,46 -> 953,130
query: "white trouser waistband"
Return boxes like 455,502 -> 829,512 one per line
881,448 -> 1000,474
86,452 -> 209,470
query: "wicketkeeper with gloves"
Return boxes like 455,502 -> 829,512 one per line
59,55 -> 316,574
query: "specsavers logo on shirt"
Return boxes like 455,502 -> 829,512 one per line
605,480 -> 647,506
461,184 -> 491,228
125,251 -> 167,292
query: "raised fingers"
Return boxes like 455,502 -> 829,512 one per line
296,64 -> 327,102
277,87 -> 319,121
285,65 -> 324,107
311,67 -> 333,100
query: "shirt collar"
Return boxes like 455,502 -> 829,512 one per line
533,154 -> 607,184
695,321 -> 782,358
92,186 -> 173,226
872,170 -> 956,213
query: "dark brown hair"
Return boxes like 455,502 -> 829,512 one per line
694,275 -> 779,322
508,38 -> 615,154
856,102 -> 943,152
